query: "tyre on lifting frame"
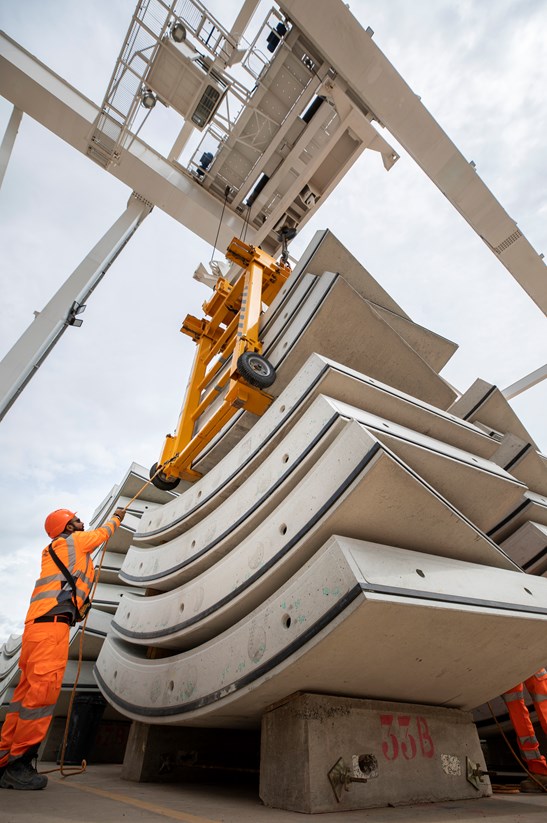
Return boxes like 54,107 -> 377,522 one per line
149,462 -> 180,491
237,352 -> 277,389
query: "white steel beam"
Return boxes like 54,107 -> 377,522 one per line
227,0 -> 262,48
502,364 -> 547,401
0,105 -> 22,190
279,0 -> 547,316
0,29 -> 396,263
0,193 -> 152,421
0,32 -> 246,253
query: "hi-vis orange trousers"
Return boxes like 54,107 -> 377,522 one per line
503,668 -> 547,776
0,621 -> 69,766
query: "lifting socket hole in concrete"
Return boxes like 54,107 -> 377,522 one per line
416,569 -> 425,578
180,602 -> 185,612
168,680 -> 174,692
279,523 -> 288,535
280,405 -> 286,412
282,454 -> 289,463
197,490 -> 202,498
126,612 -> 131,620
524,588 -> 533,595
282,614 -> 292,628
113,671 -> 117,679
139,562 -> 144,570
191,540 -> 196,548
358,754 -> 374,772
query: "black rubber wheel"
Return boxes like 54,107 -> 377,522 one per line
149,463 -> 180,492
237,352 -> 276,389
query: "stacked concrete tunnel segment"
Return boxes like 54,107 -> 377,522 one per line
92,230 -> 547,743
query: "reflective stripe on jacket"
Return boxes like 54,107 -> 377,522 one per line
25,516 -> 121,623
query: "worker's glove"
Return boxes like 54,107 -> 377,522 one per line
113,507 -> 126,522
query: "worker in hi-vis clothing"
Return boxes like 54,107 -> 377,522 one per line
0,507 -> 124,790
503,668 -> 547,792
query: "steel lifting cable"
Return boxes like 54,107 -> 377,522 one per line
242,204 -> 251,244
210,185 -> 231,265
41,458 -> 180,778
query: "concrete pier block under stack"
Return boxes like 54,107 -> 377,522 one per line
260,693 -> 491,812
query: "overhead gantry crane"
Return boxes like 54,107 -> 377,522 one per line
0,0 -> 544,432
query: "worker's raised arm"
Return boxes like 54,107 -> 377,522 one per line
71,508 -> 125,554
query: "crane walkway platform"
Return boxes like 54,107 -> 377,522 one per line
2,763 -> 546,823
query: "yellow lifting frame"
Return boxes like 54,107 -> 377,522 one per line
156,238 -> 290,483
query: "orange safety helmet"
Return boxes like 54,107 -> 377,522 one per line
44,509 -> 77,539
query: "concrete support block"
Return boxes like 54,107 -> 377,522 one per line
40,716 -> 130,764
121,721 -> 259,782
260,693 -> 491,813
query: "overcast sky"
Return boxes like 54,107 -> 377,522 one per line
0,0 -> 546,639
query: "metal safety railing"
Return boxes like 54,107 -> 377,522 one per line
87,0 -> 238,168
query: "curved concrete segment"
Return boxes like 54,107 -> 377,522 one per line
91,582 -> 143,613
114,402 -> 522,649
0,636 -> 21,683
489,490 -> 547,544
1,633 -> 21,658
95,538 -> 547,728
191,228 -> 460,471
449,378 -> 538,449
502,521 -> 547,574
90,462 -> 180,523
95,551 -> 124,585
126,394 -> 348,570
256,227 -> 458,377
352,401 -> 526,533
262,274 -> 456,408
69,607 -> 113,662
121,417 -> 517,595
137,353 -> 499,544
196,269 -> 457,452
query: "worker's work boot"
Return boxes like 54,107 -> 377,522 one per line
0,747 -> 47,790
519,773 -> 547,793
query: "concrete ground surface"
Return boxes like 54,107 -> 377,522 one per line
1,764 -> 547,823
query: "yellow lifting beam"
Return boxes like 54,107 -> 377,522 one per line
152,238 -> 290,487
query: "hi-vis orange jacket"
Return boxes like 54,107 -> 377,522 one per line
25,515 -> 121,623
